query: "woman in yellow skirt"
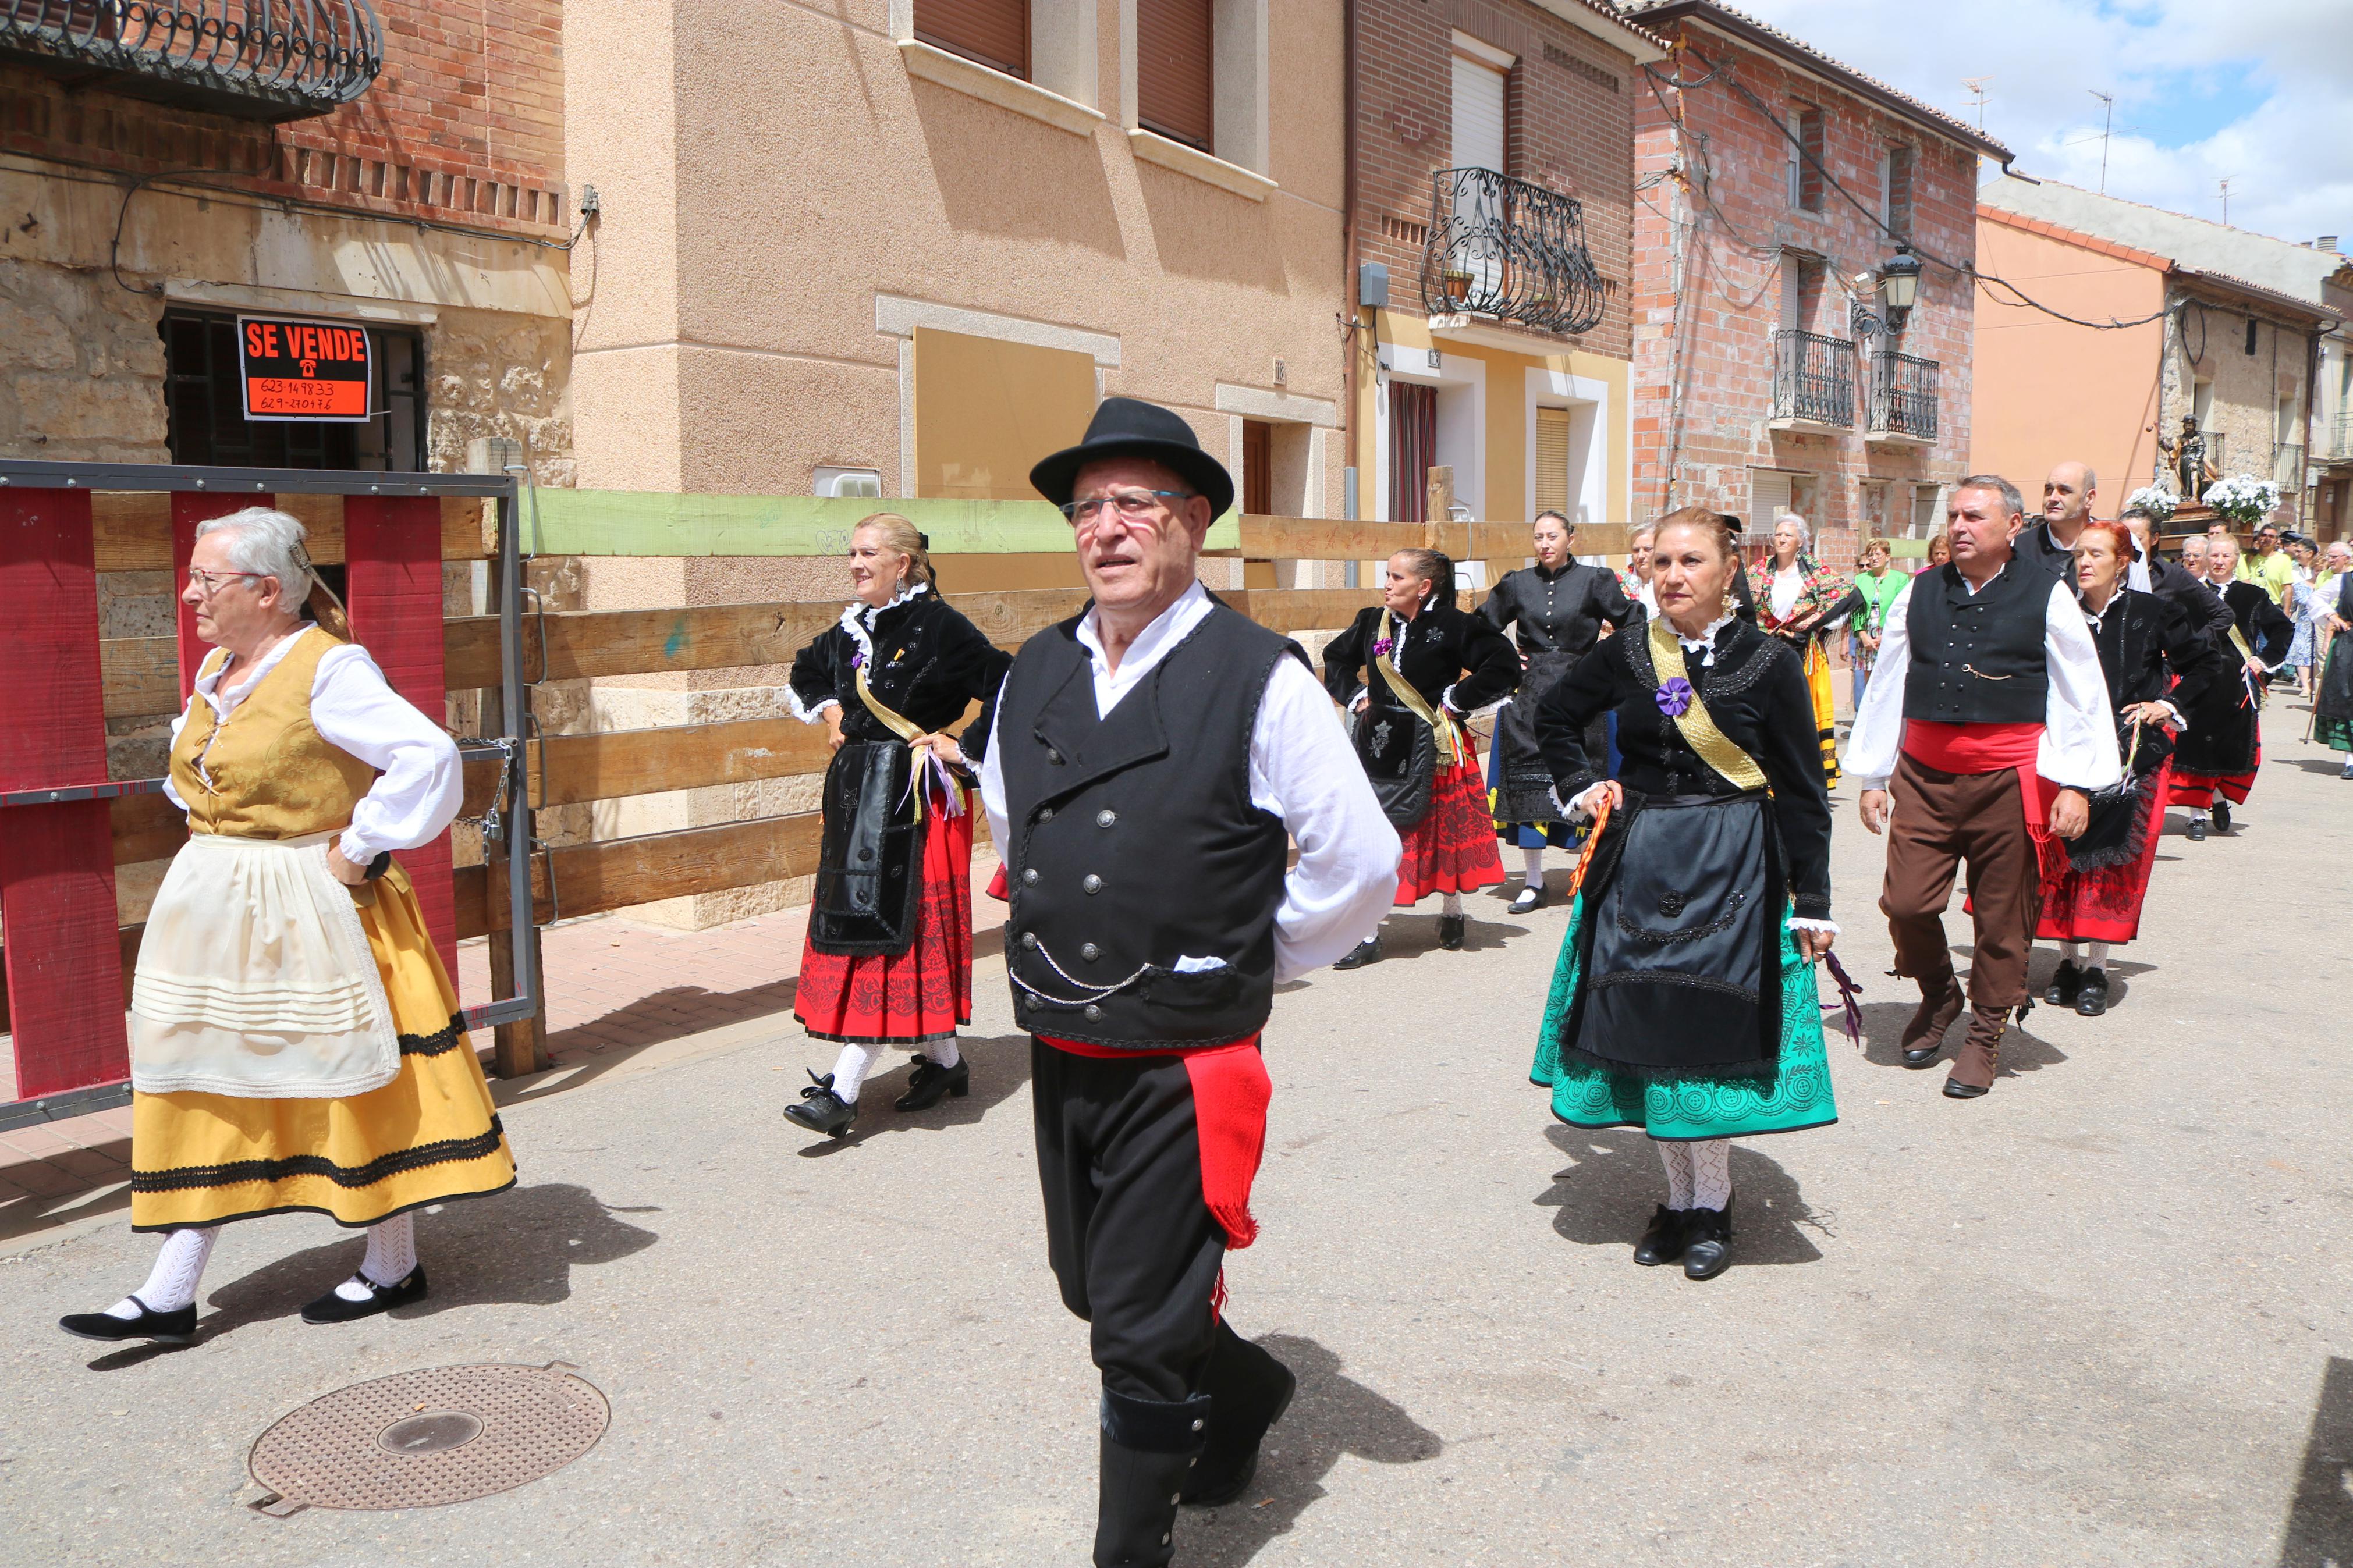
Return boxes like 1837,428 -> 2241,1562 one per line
59,508 -> 513,1346
1751,512 -> 1850,786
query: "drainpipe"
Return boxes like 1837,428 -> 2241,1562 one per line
1342,0 -> 1360,532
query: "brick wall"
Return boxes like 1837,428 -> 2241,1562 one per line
0,0 -> 566,233
1631,19 -> 1980,570
1354,0 -> 1636,362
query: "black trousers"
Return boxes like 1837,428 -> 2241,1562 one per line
1031,1040 -> 1225,1404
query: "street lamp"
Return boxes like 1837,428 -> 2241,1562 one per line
1879,241 -> 1922,333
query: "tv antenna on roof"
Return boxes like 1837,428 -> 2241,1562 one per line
1961,76 -> 1992,131
2088,90 -> 2115,193
2218,175 -> 2235,226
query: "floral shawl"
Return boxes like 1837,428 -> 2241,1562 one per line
1752,553 -> 1847,643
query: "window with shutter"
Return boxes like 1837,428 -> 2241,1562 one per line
1750,469 -> 1793,544
1451,53 -> 1506,174
1137,0 -> 1214,152
1534,407 -> 1571,517
914,0 -> 1028,80
1793,105 -> 1823,211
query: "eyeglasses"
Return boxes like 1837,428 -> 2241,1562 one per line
184,567 -> 269,598
1059,489 -> 1195,527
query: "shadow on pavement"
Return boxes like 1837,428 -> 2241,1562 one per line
1183,1332 -> 1443,1565
790,1032 -> 1034,1159
77,1182 -> 659,1370
2279,1356 -> 2353,1566
503,978 -> 805,1107
1532,1128 -> 1829,1267
2285,757 -> 2351,777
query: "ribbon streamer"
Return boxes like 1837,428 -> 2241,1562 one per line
1820,948 -> 1864,1046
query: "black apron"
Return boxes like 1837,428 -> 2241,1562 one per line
1491,648 -> 1576,826
807,739 -> 929,956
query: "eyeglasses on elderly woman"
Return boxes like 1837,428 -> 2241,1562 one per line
183,567 -> 272,597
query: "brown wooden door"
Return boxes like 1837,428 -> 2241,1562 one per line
915,0 -> 1028,79
1137,0 -> 1214,151
1242,419 -> 1273,515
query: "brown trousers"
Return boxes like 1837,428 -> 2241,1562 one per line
1879,752 -> 2040,1009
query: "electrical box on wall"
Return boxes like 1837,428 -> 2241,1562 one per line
1359,262 -> 1389,310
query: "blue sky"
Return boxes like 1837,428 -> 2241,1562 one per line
1722,0 -> 2352,243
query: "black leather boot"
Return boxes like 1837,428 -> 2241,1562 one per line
2074,967 -> 2110,1017
1095,1388 -> 1210,1567
1182,1321 -> 1296,1507
1901,976 -> 1967,1068
783,1072 -> 857,1137
2043,960 -> 2082,1008
1333,935 -> 1382,970
1632,1204 -> 1690,1267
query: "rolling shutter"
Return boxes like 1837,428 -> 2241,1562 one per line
1137,0 -> 1214,152
1534,407 -> 1571,517
1451,54 -> 1505,173
1750,468 -> 1793,545
914,0 -> 1028,80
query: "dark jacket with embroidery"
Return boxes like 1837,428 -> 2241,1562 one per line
786,589 -> 1010,758
2173,578 -> 2294,778
1321,600 -> 1519,716
2082,588 -> 2224,774
1534,618 -> 1833,920
1474,561 -> 1632,659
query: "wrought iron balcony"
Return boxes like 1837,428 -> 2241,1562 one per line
1,1 -> 382,122
2276,442 -> 2306,489
2325,412 -> 2353,462
1770,331 -> 1855,431
1867,350 -> 1938,444
1419,167 -> 1606,337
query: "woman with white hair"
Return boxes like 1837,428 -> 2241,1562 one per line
1752,513 -> 1849,785
58,507 -> 507,1347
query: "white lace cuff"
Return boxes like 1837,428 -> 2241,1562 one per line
1786,916 -> 1840,936
786,688 -> 840,725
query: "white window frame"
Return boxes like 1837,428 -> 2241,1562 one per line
1119,0 -> 1276,199
892,0 -> 1106,138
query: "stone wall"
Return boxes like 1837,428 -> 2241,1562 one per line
0,258 -> 172,464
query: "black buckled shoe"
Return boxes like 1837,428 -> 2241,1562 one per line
784,1071 -> 858,1137
1509,885 -> 1545,916
301,1264 -> 428,1324
1333,936 -> 1382,970
59,1296 -> 197,1345
2185,815 -> 2208,841
895,1055 -> 970,1112
1632,1204 -> 1690,1267
1181,1322 -> 1297,1507
1682,1198 -> 1733,1280
1438,915 -> 1466,951
2074,967 -> 2111,1017
2044,960 -> 2083,1008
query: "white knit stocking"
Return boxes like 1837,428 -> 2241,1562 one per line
1689,1140 -> 1733,1211
1521,847 -> 1546,887
829,1041 -> 885,1104
108,1225 -> 218,1317
333,1211 -> 419,1302
2084,941 -> 2110,972
925,1036 -> 961,1070
1656,1142 -> 1694,1210
1440,891 -> 1464,918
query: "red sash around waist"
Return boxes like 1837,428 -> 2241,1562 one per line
1040,1033 -> 1271,1250
1901,720 -> 2057,847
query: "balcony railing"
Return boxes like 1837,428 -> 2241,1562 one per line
1867,350 -> 1938,443
2325,412 -> 2353,461
1771,331 -> 1855,429
0,1 -> 382,121
1419,167 -> 1607,337
2276,443 -> 2306,489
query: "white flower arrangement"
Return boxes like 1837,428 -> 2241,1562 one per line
2123,485 -> 2177,523
2202,474 -> 2281,526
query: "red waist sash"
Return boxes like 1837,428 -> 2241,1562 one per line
1902,720 -> 2057,847
1040,1033 -> 1271,1250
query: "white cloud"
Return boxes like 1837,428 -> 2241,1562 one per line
1720,0 -> 2353,243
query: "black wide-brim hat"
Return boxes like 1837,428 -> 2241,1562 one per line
1029,396 -> 1234,519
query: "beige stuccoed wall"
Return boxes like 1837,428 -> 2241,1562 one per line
566,0 -> 1351,927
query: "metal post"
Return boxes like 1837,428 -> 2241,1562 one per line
496,487 -> 541,1058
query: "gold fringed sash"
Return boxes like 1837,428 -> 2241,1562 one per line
1647,618 -> 1770,792
854,661 -> 932,821
1372,608 -> 1464,764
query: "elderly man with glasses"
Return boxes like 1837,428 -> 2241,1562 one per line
978,397 -> 1397,1565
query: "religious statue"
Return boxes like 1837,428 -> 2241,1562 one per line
2157,414 -> 2213,500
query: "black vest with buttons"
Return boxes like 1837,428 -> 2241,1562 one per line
1901,561 -> 2050,725
995,601 -> 1301,1049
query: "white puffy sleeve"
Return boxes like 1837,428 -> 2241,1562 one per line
1250,656 -> 1400,981
2037,578 -> 2123,792
307,643 -> 464,862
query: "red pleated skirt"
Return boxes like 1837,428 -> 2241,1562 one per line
2168,749 -> 2258,806
2036,762 -> 2169,944
794,788 -> 975,1045
1395,753 -> 1507,904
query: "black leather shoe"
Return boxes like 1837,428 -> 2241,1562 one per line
1509,885 -> 1545,916
1682,1199 -> 1733,1280
1438,915 -> 1466,950
1181,1322 -> 1297,1507
2212,799 -> 2231,833
1333,936 -> 1382,970
784,1072 -> 858,1137
1632,1204 -> 1689,1267
2074,967 -> 2110,1017
2185,816 -> 2207,842
2044,960 -> 2083,1008
1942,1078 -> 1990,1100
59,1296 -> 196,1345
895,1055 -> 970,1111
301,1264 -> 428,1324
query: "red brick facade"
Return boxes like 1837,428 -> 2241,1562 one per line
1353,0 -> 1638,362
1630,15 -> 1988,568
0,1 -> 565,234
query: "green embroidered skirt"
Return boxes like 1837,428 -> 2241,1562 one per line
1531,892 -> 1839,1141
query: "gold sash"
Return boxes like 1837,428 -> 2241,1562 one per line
1372,608 -> 1464,764
853,661 -> 934,821
1647,618 -> 1770,791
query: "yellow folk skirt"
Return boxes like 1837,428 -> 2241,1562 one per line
1803,639 -> 1842,786
129,865 -> 514,1232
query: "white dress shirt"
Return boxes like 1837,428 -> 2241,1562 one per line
164,625 -> 465,863
980,581 -> 1400,982
1844,565 -> 2121,793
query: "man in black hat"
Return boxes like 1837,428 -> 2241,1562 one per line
978,396 -> 1397,1565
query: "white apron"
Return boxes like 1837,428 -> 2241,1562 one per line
129,829 -> 400,1099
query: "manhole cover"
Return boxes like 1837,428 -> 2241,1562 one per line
248,1361 -> 608,1515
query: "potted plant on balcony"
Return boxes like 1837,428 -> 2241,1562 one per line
1442,269 -> 1472,303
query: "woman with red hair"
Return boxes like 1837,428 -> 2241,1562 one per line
2036,520 -> 2226,1015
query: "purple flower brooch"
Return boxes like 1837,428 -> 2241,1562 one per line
1372,637 -> 1394,657
1655,676 -> 1695,717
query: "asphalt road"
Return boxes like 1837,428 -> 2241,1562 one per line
3,707 -> 2348,1567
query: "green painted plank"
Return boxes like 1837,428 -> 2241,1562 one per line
520,490 -> 1242,557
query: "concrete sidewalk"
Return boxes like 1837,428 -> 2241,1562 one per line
3,718 -> 2350,1565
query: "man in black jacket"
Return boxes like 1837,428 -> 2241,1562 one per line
2122,505 -> 2234,642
